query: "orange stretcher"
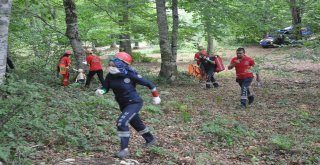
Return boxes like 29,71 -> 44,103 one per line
188,64 -> 207,80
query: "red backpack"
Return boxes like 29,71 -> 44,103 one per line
214,55 -> 225,72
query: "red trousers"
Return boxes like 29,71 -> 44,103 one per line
62,72 -> 69,86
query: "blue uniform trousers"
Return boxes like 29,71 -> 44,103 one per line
237,77 -> 254,106
117,102 -> 154,150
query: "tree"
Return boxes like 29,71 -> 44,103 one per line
0,0 -> 13,85
171,0 -> 178,59
156,0 -> 178,80
289,0 -> 302,40
63,0 -> 85,69
118,0 -> 132,54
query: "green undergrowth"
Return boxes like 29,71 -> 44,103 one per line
0,66 -> 164,164
201,116 -> 256,146
0,78 -> 117,163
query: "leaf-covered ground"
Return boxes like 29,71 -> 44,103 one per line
2,46 -> 320,165
62,46 -> 319,164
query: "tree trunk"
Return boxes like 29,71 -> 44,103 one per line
289,0 -> 302,40
63,0 -> 85,69
207,33 -> 213,55
0,0 -> 12,85
119,0 -> 132,54
133,40 -> 139,49
171,0 -> 178,61
156,0 -> 177,80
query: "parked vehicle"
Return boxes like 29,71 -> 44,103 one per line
259,31 -> 286,48
259,26 -> 312,48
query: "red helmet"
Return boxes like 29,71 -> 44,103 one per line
115,52 -> 132,64
64,51 -> 72,55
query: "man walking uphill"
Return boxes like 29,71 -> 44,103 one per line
84,50 -> 104,88
228,48 -> 255,109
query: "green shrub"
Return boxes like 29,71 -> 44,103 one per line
144,105 -> 162,114
0,77 -> 116,163
201,117 -> 254,146
271,135 -> 294,150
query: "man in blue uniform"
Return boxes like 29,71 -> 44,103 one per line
199,54 -> 219,88
95,52 -> 161,159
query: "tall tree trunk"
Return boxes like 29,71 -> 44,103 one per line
156,0 -> 177,80
0,0 -> 13,85
63,0 -> 85,69
289,0 -> 302,40
207,33 -> 213,55
171,0 -> 178,61
119,0 -> 132,54
133,40 -> 139,49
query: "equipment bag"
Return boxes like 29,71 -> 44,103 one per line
214,55 -> 225,72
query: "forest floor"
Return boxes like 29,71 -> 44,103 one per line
36,46 -> 320,164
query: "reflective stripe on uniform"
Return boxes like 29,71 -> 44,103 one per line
241,96 -> 248,100
138,127 -> 149,135
118,131 -> 130,137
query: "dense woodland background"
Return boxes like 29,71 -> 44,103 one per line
0,0 -> 319,164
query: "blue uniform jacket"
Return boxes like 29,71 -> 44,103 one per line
200,56 -> 217,72
102,71 -> 156,105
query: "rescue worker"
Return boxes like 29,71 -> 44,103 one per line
84,50 -> 104,87
199,53 -> 219,88
194,50 -> 208,66
194,50 -> 209,79
57,51 -> 72,86
228,48 -> 255,109
95,52 -> 160,159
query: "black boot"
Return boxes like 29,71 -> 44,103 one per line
213,82 -> 219,88
248,95 -> 255,105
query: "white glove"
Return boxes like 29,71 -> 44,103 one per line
95,89 -> 106,96
152,96 -> 161,105
82,61 -> 88,65
206,57 -> 210,61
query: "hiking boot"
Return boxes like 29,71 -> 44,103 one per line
114,148 -> 129,159
213,82 -> 219,88
143,139 -> 157,148
248,96 -> 255,105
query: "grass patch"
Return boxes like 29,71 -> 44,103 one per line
270,135 -> 294,150
201,117 -> 255,146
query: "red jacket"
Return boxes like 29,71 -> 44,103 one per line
86,54 -> 102,71
230,55 -> 255,80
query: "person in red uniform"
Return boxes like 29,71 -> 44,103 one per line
194,50 -> 208,66
84,50 -> 104,87
57,51 -> 72,86
228,48 -> 255,109
194,50 -> 209,79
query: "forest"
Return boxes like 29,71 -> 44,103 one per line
0,0 -> 319,164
